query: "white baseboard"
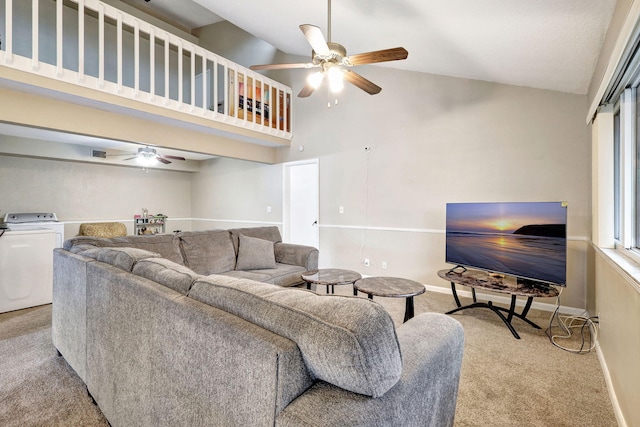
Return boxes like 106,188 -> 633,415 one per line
596,343 -> 627,427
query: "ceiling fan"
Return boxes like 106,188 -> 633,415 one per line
249,0 -> 408,98
123,147 -> 186,166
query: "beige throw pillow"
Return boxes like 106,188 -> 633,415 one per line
236,234 -> 276,270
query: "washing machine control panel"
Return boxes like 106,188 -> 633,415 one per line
4,213 -> 59,223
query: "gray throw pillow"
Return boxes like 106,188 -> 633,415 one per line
236,234 -> 276,270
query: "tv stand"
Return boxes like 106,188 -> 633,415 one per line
437,269 -> 559,339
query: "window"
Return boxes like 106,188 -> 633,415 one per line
614,108 -> 621,241
614,86 -> 640,257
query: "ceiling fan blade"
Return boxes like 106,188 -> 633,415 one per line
250,62 -> 315,71
157,157 -> 172,165
347,47 -> 409,66
343,70 -> 382,95
299,24 -> 331,56
298,82 -> 317,98
162,155 -> 186,161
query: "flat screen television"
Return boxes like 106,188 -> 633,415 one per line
445,202 -> 567,286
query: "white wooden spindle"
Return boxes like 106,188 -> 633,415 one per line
201,55 -> 207,113
56,0 -> 63,76
98,4 -> 104,87
149,27 -> 155,100
134,20 -> 139,96
190,50 -> 195,110
32,0 -> 38,69
178,41 -> 183,105
116,12 -> 122,92
164,34 -> 169,104
214,59 -> 219,114
78,0 -> 84,82
224,65 -> 230,116
5,0 -> 13,64
239,71 -> 245,122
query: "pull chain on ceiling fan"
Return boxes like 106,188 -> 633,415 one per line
250,0 -> 408,99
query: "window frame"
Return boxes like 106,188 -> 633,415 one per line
614,87 -> 640,264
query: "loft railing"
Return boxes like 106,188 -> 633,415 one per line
0,0 -> 292,139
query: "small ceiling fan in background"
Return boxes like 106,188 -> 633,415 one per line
123,146 -> 186,166
250,0 -> 408,99
95,146 -> 186,166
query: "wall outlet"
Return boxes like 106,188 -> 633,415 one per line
382,261 -> 387,269
364,258 -> 370,267
266,206 -> 272,213
339,206 -> 344,214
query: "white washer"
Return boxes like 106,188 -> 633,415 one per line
3,213 -> 65,248
0,228 -> 56,313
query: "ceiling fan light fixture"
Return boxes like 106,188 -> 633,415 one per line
307,71 -> 325,89
328,67 -> 344,93
136,154 -> 158,167
136,147 -> 159,166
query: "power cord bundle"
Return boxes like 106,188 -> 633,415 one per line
545,290 -> 599,354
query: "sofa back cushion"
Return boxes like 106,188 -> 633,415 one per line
77,247 -> 161,271
188,276 -> 402,397
133,258 -> 201,295
176,230 -> 237,275
64,235 -> 183,265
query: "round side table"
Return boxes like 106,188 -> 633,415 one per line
354,276 -> 426,322
302,269 -> 362,294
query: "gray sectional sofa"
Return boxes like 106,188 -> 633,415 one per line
52,226 -> 465,426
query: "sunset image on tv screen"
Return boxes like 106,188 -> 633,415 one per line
445,202 -> 567,285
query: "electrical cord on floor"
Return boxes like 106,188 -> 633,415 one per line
545,290 -> 599,354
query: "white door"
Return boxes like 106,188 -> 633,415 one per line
283,159 -> 319,249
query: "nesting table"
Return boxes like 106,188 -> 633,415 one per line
354,276 -> 426,322
302,269 -> 362,294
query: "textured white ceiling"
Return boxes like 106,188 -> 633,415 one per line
185,0 -> 617,95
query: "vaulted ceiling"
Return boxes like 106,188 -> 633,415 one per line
136,0 -> 618,95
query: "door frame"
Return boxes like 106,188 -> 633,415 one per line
282,158 -> 320,250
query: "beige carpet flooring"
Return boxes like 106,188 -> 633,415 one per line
0,288 -> 617,426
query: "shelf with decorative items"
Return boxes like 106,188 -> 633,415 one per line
134,211 -> 167,235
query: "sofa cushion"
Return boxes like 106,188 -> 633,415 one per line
63,236 -> 110,251
133,258 -> 201,295
78,247 -> 161,272
188,276 -> 402,398
230,226 -> 282,255
236,234 -> 276,271
219,270 -> 273,282
176,230 -> 236,275
64,235 -> 184,265
222,264 -> 306,287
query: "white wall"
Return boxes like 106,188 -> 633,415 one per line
190,156 -> 282,230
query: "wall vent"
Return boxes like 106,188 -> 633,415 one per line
92,149 -> 107,158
